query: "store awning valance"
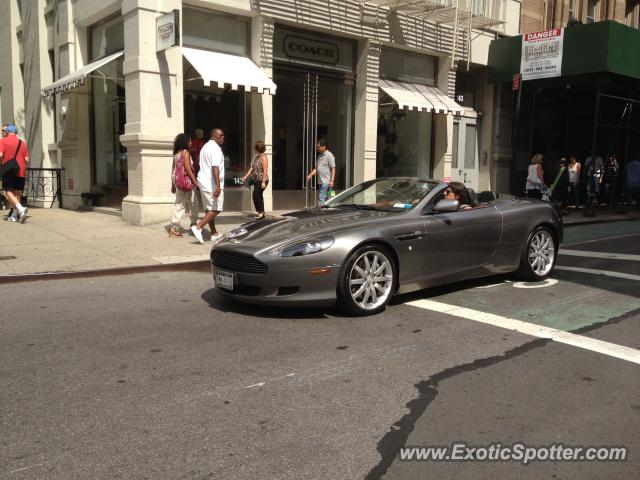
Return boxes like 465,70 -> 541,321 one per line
182,47 -> 277,95
41,51 -> 123,97
379,79 -> 464,116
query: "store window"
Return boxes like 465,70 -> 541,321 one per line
183,10 -> 251,187
586,0 -> 598,23
377,49 -> 435,178
379,49 -> 436,86
90,17 -> 126,189
183,8 -> 248,55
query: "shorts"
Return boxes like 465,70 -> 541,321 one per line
200,189 -> 224,212
2,170 -> 25,191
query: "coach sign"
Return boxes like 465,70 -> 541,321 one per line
156,10 -> 179,53
520,28 -> 564,81
273,28 -> 355,73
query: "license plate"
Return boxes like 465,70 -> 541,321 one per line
215,270 -> 233,290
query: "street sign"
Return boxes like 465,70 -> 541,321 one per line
512,73 -> 521,91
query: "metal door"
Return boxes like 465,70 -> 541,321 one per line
450,118 -> 479,190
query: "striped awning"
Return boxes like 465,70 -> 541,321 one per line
379,79 -> 464,116
41,51 -> 123,97
183,47 -> 277,95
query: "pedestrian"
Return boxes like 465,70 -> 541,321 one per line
603,154 -> 620,206
549,157 -> 570,213
306,138 -> 336,206
525,153 -> 546,199
0,124 -> 29,223
168,133 -> 198,238
567,154 -> 581,207
191,128 -> 225,244
583,155 -> 604,204
626,154 -> 640,209
242,140 -> 269,220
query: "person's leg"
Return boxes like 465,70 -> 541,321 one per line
207,191 -> 224,236
189,189 -> 200,226
318,183 -> 328,205
170,189 -> 187,234
253,185 -> 265,216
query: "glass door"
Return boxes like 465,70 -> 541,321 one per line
451,118 -> 479,190
273,68 -> 353,210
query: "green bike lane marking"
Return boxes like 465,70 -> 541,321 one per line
417,270 -> 639,332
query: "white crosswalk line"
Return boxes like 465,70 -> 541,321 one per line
559,249 -> 640,262
555,265 -> 640,281
406,299 -> 640,365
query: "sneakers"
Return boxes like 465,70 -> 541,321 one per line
18,207 -> 28,223
6,215 -> 17,222
191,225 -> 204,244
211,232 -> 222,242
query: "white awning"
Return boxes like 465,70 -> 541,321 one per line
41,51 -> 124,97
379,79 -> 464,116
182,47 -> 277,95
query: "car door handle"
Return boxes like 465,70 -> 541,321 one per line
395,231 -> 428,241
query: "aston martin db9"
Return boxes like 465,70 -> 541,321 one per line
210,178 -> 562,315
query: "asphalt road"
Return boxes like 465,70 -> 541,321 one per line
1,222 -> 639,479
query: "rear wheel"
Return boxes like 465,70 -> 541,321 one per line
338,245 -> 396,315
517,226 -> 556,281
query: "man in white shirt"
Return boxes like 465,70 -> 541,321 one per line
191,128 -> 225,243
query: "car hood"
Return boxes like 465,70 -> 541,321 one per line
219,208 -> 398,251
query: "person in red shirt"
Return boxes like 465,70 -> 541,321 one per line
0,125 -> 30,222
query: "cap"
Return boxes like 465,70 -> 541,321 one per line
5,125 -> 17,134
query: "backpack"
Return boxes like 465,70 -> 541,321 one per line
175,150 -> 194,191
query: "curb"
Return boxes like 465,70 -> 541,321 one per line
0,260 -> 210,285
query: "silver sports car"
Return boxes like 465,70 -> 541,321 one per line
210,178 -> 562,315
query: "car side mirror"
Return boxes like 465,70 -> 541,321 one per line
433,199 -> 460,212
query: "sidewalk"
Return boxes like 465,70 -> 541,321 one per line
0,205 -> 638,278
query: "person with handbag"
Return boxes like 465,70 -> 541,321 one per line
241,140 -> 269,220
168,133 -> 197,237
0,125 -> 30,223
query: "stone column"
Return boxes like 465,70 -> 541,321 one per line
250,15 -> 274,212
120,0 -> 183,225
433,57 -> 456,182
353,40 -> 380,184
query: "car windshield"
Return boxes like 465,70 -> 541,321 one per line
324,178 -> 439,212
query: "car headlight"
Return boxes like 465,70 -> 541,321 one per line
213,226 -> 248,246
268,237 -> 334,257
226,226 -> 248,239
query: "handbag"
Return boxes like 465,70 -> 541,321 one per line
0,140 -> 22,177
174,150 -> 194,191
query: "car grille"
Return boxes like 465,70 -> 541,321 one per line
212,250 -> 267,274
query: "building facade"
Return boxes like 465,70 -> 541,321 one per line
2,0 -> 518,224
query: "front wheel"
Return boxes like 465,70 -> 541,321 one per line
338,245 -> 396,315
517,226 -> 557,281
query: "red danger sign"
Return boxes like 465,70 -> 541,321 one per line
524,29 -> 561,42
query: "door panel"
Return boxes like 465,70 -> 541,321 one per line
422,206 -> 502,279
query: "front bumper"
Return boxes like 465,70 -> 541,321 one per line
211,260 -> 341,307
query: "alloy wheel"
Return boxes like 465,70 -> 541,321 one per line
348,250 -> 394,311
527,229 -> 555,277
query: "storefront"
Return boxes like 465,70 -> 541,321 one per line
488,20 -> 640,196
271,27 -> 356,210
376,48 -> 464,183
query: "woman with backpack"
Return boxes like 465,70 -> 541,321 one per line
169,133 -> 198,237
